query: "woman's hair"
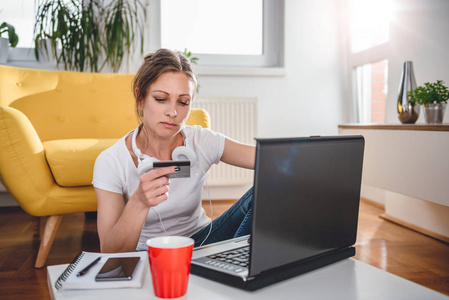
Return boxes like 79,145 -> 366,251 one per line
132,48 -> 198,124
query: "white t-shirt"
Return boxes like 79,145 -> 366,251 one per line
92,125 -> 226,250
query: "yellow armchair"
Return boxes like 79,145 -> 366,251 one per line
0,65 -> 210,268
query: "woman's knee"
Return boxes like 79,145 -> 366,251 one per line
241,186 -> 254,209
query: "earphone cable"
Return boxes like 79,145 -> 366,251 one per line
193,145 -> 215,245
153,207 -> 167,233
199,173 -> 213,247
151,165 -> 213,246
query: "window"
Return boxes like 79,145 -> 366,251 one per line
161,0 -> 262,56
348,0 -> 392,123
150,0 -> 284,68
350,0 -> 391,53
3,0 -> 284,72
0,0 -> 35,48
0,0 -> 74,64
354,60 -> 388,124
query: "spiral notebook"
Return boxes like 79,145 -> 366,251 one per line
53,251 -> 148,290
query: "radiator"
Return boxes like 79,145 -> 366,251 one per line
193,98 -> 257,186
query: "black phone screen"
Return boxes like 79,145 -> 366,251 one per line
95,257 -> 140,281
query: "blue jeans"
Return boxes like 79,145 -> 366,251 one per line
190,187 -> 253,248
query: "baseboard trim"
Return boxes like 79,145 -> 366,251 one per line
360,197 -> 385,210
380,213 -> 449,244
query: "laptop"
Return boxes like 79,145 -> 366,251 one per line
191,135 -> 365,291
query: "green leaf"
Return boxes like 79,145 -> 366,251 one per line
0,22 -> 19,47
408,80 -> 449,104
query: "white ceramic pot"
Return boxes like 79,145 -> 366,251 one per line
423,103 -> 447,124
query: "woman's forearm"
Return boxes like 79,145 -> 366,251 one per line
97,167 -> 176,253
99,196 -> 150,253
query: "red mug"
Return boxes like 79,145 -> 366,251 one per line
146,236 -> 194,299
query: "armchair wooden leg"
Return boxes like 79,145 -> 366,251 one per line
34,215 -> 63,269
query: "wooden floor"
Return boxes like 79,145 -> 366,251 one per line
0,200 -> 448,299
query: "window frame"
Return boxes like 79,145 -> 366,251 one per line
4,0 -> 285,75
147,0 -> 285,73
343,0 -> 391,123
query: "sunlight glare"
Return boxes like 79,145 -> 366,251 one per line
350,0 -> 392,52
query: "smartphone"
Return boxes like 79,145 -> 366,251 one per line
153,160 -> 190,178
95,257 -> 140,281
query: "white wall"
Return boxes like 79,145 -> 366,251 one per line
385,0 -> 449,124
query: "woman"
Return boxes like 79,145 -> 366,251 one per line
93,49 -> 255,253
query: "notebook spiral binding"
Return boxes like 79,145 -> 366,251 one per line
54,252 -> 85,290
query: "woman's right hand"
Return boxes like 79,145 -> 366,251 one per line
134,166 -> 179,208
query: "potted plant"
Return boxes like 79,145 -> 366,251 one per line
101,0 -> 145,72
33,0 -> 144,72
408,80 -> 449,124
0,22 -> 19,63
33,0 -> 79,67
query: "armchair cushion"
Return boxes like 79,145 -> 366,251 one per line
43,139 -> 117,187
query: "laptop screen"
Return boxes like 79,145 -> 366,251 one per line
249,135 -> 364,276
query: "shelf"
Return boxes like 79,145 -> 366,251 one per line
338,124 -> 449,132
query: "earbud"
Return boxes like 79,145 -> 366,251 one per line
132,125 -> 197,176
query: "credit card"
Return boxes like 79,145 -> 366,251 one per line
153,160 -> 190,178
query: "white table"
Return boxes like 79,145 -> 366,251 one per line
47,258 -> 448,300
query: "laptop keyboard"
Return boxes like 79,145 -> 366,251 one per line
202,246 -> 250,273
